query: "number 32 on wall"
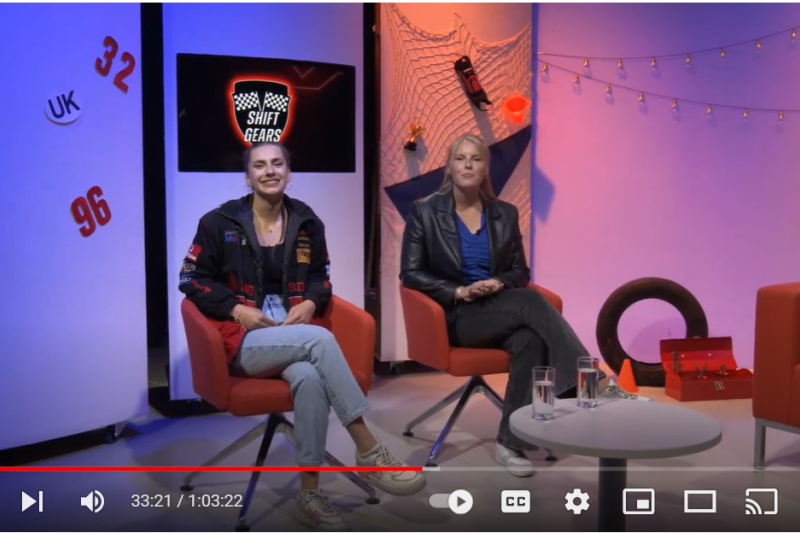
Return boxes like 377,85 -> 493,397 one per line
95,36 -> 136,93
71,186 -> 112,238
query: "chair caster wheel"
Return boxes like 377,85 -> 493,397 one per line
546,455 -> 558,462
234,525 -> 250,532
366,497 -> 380,505
180,484 -> 193,491
402,430 -> 414,437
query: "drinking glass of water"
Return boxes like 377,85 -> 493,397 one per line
577,357 -> 600,408
532,366 -> 556,420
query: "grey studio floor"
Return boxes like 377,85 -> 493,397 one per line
2,353 -> 800,533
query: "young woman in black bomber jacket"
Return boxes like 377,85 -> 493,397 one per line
180,143 -> 424,530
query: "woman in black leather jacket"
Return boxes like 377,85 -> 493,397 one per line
399,133 -> 630,477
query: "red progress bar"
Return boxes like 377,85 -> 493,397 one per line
0,466 -> 424,472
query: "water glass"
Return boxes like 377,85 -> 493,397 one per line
532,366 -> 556,420
577,357 -> 600,408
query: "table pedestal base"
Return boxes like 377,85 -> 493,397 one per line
598,457 -> 627,532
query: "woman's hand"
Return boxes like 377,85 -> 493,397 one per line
232,304 -> 277,330
283,300 -> 317,325
457,279 -> 504,301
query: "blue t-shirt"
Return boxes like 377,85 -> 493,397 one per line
456,211 -> 491,284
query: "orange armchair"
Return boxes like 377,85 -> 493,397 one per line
399,283 -> 562,466
753,282 -> 800,469
180,296 -> 378,531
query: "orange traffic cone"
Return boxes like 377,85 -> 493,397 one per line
617,359 -> 639,394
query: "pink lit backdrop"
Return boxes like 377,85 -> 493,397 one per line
533,3 -> 800,368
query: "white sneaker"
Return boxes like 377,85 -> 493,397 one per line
494,443 -> 536,477
356,444 -> 426,496
296,489 -> 350,531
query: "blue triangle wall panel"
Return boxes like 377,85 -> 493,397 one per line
385,127 -> 531,221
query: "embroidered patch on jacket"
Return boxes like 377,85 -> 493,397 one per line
179,273 -> 195,285
297,248 -> 311,264
224,230 -> 240,243
181,262 -> 196,274
186,243 -> 202,262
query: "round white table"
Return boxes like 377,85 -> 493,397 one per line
510,398 -> 722,532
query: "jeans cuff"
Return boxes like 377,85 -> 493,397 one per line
340,404 -> 371,428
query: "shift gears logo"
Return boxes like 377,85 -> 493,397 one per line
230,80 -> 292,144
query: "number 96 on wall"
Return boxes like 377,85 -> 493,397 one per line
71,185 -> 112,237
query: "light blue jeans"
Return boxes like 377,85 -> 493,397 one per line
229,295 -> 371,466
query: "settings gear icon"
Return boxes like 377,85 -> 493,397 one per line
565,489 -> 590,514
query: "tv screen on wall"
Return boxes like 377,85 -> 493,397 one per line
176,53 -> 356,173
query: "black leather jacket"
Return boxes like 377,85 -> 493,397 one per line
399,190 -> 531,323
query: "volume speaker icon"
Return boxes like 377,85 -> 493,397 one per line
80,490 -> 104,513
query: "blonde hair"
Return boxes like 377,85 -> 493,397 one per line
438,133 -> 496,200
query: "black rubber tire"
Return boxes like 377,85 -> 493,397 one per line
596,277 -> 708,387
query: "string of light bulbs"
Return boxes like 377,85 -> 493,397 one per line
536,58 -> 800,119
536,24 -> 800,63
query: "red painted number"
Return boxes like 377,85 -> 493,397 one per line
95,36 -> 136,93
71,185 -> 112,237
114,52 -> 136,93
95,36 -> 118,76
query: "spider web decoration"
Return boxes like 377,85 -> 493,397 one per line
379,3 -> 533,278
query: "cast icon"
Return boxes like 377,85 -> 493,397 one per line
745,488 -> 778,515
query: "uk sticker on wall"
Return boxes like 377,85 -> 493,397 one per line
45,90 -> 82,125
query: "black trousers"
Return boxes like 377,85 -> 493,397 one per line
448,287 -> 591,451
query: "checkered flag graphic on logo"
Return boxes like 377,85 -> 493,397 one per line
233,91 -> 260,111
231,80 -> 291,144
262,92 -> 290,112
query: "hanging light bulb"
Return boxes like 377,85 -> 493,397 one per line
779,111 -> 785,121
706,104 -> 713,115
793,28 -> 797,39
685,54 -> 691,63
638,93 -> 645,103
720,48 -> 726,58
756,40 -> 762,50
617,59 -> 623,68
671,99 -> 678,109
743,109 -> 749,118
583,58 -> 590,67
605,84 -> 612,94
541,63 -> 548,72
651,57 -> 657,67
573,74 -> 580,83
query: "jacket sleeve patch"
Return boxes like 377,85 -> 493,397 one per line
186,243 -> 202,262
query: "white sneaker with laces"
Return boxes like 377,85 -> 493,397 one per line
494,443 -> 536,477
296,489 -> 350,531
356,444 -> 426,496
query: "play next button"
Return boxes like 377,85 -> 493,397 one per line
22,491 -> 43,513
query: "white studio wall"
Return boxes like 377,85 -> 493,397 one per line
0,3 -> 149,449
163,3 -> 365,399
